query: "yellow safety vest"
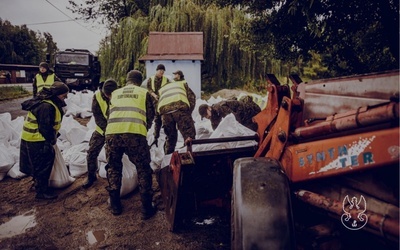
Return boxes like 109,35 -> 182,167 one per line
36,73 -> 55,92
105,85 -> 148,136
151,76 -> 168,93
21,100 -> 61,142
94,90 -> 108,135
157,81 -> 190,112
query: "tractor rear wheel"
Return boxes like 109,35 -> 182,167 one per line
231,157 -> 295,250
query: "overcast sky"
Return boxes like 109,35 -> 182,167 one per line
0,0 -> 107,54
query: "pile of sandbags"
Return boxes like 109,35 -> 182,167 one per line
1,90 -> 265,197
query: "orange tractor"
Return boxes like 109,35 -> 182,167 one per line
159,70 -> 399,249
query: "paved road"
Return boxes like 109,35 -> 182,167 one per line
0,96 -> 30,120
1,83 -> 33,93
0,83 -> 32,120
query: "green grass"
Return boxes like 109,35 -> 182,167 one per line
0,86 -> 31,101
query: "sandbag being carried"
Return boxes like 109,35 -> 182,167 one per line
49,145 -> 76,188
98,154 -> 139,197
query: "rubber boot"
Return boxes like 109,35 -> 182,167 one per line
35,192 -> 58,200
35,180 -> 57,200
82,173 -> 97,189
108,190 -> 122,215
141,201 -> 156,220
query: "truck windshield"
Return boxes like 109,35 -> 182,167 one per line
55,53 -> 89,65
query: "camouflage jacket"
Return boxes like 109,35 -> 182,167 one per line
210,99 -> 260,130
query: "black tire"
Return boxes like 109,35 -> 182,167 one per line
231,157 -> 295,250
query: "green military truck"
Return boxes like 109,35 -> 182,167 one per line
48,49 -> 101,91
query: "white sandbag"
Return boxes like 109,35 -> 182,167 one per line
64,102 -> 82,117
5,145 -> 19,162
98,155 -> 139,197
68,152 -> 88,177
0,143 -> 15,181
147,123 -> 168,171
62,143 -> 88,164
98,161 -> 107,179
0,112 -> 12,123
80,110 -> 92,118
59,115 -> 89,145
86,116 -> 96,130
0,115 -> 19,147
0,113 -> 18,137
120,154 -> 138,197
161,154 -> 173,169
84,129 -> 95,143
58,116 -> 82,141
7,162 -> 26,179
150,145 -> 164,172
56,139 -> 72,152
66,127 -> 88,145
10,116 -> 24,135
64,91 -> 94,117
98,146 -> 107,163
193,114 -> 257,152
49,145 -> 75,188
9,139 -> 21,148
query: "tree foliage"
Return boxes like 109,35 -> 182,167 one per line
68,0 -> 174,28
0,19 -> 56,65
215,0 -> 399,76
77,0 -> 398,92
97,1 -> 272,91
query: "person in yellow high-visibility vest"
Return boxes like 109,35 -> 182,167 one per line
19,81 -> 69,200
157,70 -> 196,154
33,62 -> 60,97
105,70 -> 156,218
146,64 -> 171,144
83,79 -> 118,189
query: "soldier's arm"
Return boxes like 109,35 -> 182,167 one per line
147,78 -> 159,100
32,76 -> 37,97
146,78 -> 154,94
145,92 -> 156,130
92,96 -> 107,133
35,103 -> 57,145
185,83 -> 196,113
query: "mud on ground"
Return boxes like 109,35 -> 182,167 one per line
0,116 -> 231,250
0,172 -> 231,249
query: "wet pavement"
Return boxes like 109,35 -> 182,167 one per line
0,96 -> 30,120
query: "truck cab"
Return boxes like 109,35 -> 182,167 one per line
50,49 -> 101,91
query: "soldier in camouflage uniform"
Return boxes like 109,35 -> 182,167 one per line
105,70 -> 156,219
198,96 -> 261,131
157,70 -> 196,154
146,64 -> 171,144
83,79 -> 118,189
20,82 -> 69,200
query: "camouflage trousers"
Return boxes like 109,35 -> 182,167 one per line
86,131 -> 105,176
105,134 -> 153,204
19,140 -> 55,194
162,110 -> 196,154
153,113 -> 162,138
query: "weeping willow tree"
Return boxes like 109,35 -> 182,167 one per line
98,0 -> 280,91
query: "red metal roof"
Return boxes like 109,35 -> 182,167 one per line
139,32 -> 204,62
